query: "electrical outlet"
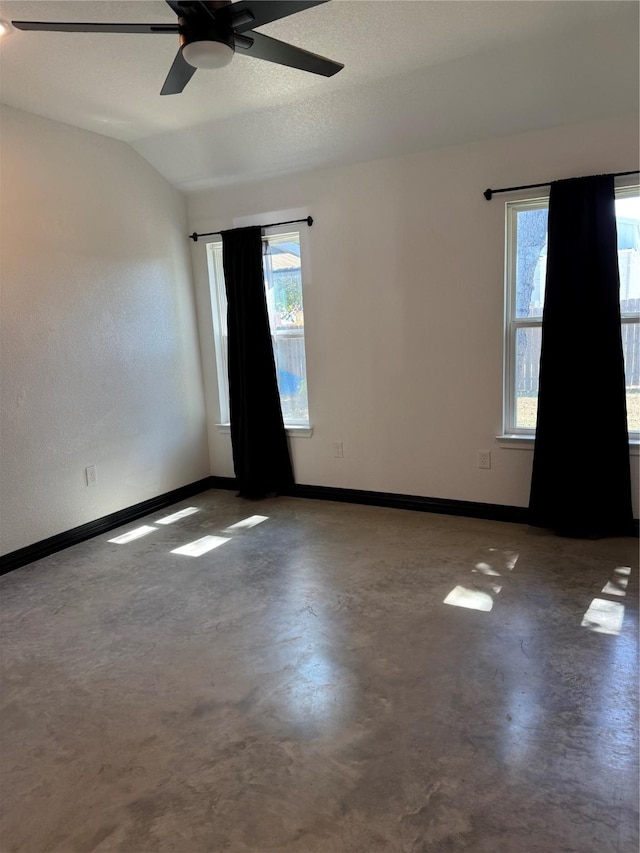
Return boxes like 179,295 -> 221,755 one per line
85,465 -> 97,486
477,451 -> 491,470
333,441 -> 344,458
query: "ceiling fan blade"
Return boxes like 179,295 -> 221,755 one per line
11,20 -> 179,34
235,31 -> 342,76
165,0 -> 187,14
161,49 -> 198,95
164,1 -> 230,18
220,1 -> 329,34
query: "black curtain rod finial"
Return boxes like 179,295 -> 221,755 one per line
483,189 -> 493,201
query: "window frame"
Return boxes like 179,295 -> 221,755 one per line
503,196 -> 547,437
503,186 -> 640,441
206,224 -> 312,432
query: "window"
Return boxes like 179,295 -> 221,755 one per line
504,188 -> 640,438
207,228 -> 310,429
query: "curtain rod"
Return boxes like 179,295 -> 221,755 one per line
483,170 -> 639,201
189,216 -> 313,242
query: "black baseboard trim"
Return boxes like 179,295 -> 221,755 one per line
210,476 -> 529,524
211,478 -> 640,534
290,484 -> 531,524
0,477 -> 215,576
3,476 -> 637,576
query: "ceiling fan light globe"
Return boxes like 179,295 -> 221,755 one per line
182,40 -> 233,70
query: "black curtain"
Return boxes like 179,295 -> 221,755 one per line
221,226 -> 294,499
529,175 -> 633,537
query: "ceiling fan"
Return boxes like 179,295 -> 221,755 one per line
11,0 -> 344,95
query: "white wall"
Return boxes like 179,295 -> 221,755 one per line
188,114 -> 639,515
0,106 -> 210,555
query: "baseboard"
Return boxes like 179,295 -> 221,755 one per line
211,477 -> 529,523
0,477 -> 215,576
213,477 -> 640,534
3,476 -> 637,576
290,483 -> 532,523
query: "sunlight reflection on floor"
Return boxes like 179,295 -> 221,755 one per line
171,535 -> 230,557
108,525 -> 156,544
224,515 -> 269,531
156,507 -> 200,525
443,585 -> 495,612
600,566 -> 630,597
581,598 -> 625,636
445,548 -> 516,611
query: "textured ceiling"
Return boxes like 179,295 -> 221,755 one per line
1,1 -> 638,190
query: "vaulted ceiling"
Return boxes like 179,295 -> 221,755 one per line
1,1 -> 638,190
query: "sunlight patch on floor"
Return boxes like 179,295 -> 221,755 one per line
443,585 -> 495,612
224,515 -> 269,531
108,525 -> 157,544
171,535 -> 230,557
601,566 -> 631,597
473,561 -> 501,576
581,599 -> 625,636
156,507 -> 200,525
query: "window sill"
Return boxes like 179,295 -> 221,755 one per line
216,423 -> 313,438
497,435 -> 640,456
496,434 -> 535,450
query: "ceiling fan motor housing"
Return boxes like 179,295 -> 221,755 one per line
179,16 -> 234,68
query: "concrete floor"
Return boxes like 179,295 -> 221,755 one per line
0,490 -> 638,853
